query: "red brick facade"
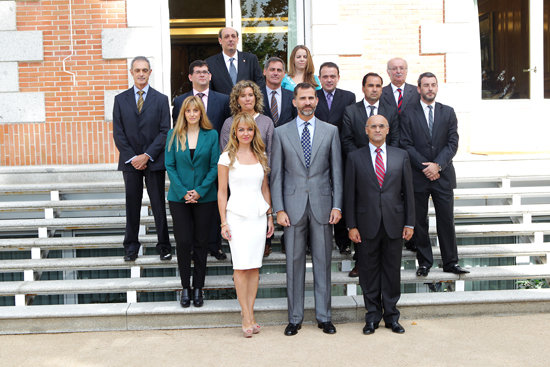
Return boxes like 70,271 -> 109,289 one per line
2,0 -> 128,166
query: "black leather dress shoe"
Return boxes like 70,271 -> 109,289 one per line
385,321 -> 405,334
348,265 -> 359,278
180,288 -> 191,308
210,249 -> 227,261
318,321 -> 336,334
416,266 -> 430,277
159,248 -> 172,261
284,323 -> 301,336
123,252 -> 138,261
444,264 -> 470,274
362,321 -> 379,335
193,288 -> 204,307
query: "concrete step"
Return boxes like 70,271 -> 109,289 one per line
1,289 -> 550,334
1,244 -> 549,272
1,265 -> 549,296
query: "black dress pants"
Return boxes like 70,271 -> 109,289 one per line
122,169 -> 171,254
413,186 -> 458,269
357,222 -> 402,324
169,200 -> 216,289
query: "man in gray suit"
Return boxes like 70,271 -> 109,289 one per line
271,83 -> 343,336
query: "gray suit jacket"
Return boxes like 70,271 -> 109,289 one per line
270,118 -> 343,225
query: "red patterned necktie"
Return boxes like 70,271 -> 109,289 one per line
397,88 -> 403,114
375,148 -> 385,187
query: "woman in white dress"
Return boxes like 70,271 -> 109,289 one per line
218,112 -> 274,338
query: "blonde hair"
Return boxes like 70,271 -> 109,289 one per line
168,96 -> 213,152
288,45 -> 318,88
224,113 -> 270,174
229,80 -> 264,116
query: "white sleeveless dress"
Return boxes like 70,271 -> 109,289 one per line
218,152 -> 269,269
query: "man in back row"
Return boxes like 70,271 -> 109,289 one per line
206,27 -> 264,95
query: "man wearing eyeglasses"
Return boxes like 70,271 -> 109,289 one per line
381,57 -> 419,116
172,59 -> 231,261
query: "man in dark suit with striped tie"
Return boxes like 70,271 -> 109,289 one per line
112,56 -> 172,262
262,56 -> 297,127
381,58 -> 420,116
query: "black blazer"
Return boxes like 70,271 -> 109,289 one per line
344,145 -> 415,240
172,90 -> 231,133
400,101 -> 459,192
112,86 -> 170,171
381,82 -> 419,115
205,51 -> 265,95
315,88 -> 356,132
261,86 -> 297,126
341,99 -> 399,156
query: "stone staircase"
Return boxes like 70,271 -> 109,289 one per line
0,154 -> 550,334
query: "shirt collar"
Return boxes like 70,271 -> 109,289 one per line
420,99 -> 435,110
266,85 -> 282,96
223,51 -> 238,63
364,99 -> 380,109
369,142 -> 387,153
193,88 -> 209,96
134,84 -> 150,95
391,83 -> 405,93
297,116 -> 316,128
323,89 -> 336,99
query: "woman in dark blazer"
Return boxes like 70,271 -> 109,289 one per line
165,95 -> 220,308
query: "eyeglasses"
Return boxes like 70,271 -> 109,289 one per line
193,70 -> 210,75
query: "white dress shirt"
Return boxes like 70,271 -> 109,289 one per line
363,99 -> 380,116
420,99 -> 435,128
222,52 -> 238,75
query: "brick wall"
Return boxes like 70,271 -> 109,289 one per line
1,0 -> 127,166
336,0 -> 446,93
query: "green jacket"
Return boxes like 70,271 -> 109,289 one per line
165,128 -> 220,203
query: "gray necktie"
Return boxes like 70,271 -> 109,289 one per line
368,105 -> 375,117
229,57 -> 237,85
428,105 -> 434,136
327,92 -> 333,110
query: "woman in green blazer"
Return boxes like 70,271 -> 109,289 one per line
165,95 -> 220,308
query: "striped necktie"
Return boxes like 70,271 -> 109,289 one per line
375,148 -> 385,187
270,90 -> 279,124
137,91 -> 144,113
397,88 -> 403,113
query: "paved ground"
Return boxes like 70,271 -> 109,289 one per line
1,313 -> 549,366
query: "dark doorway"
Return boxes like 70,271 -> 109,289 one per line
169,1 -> 225,102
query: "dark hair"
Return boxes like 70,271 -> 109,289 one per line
417,72 -> 438,86
319,62 -> 339,75
264,56 -> 286,71
189,60 -> 209,75
293,82 -> 316,98
130,56 -> 150,70
362,72 -> 383,87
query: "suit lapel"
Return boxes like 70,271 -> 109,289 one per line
414,103 -> 431,140
309,120 -> 327,164
192,129 -> 206,163
286,120 -> 307,169
432,102 -> 443,141
237,51 -> 247,81
125,88 -> 139,115
360,147 -> 379,188
216,53 -> 232,85
140,87 -> 154,115
357,100 -> 368,123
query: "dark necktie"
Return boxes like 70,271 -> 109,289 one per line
270,90 -> 279,124
397,88 -> 403,114
375,148 -> 385,187
301,121 -> 311,168
196,92 -> 206,109
229,57 -> 237,85
327,92 -> 333,110
428,105 -> 434,136
368,105 -> 375,117
137,91 -> 144,113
